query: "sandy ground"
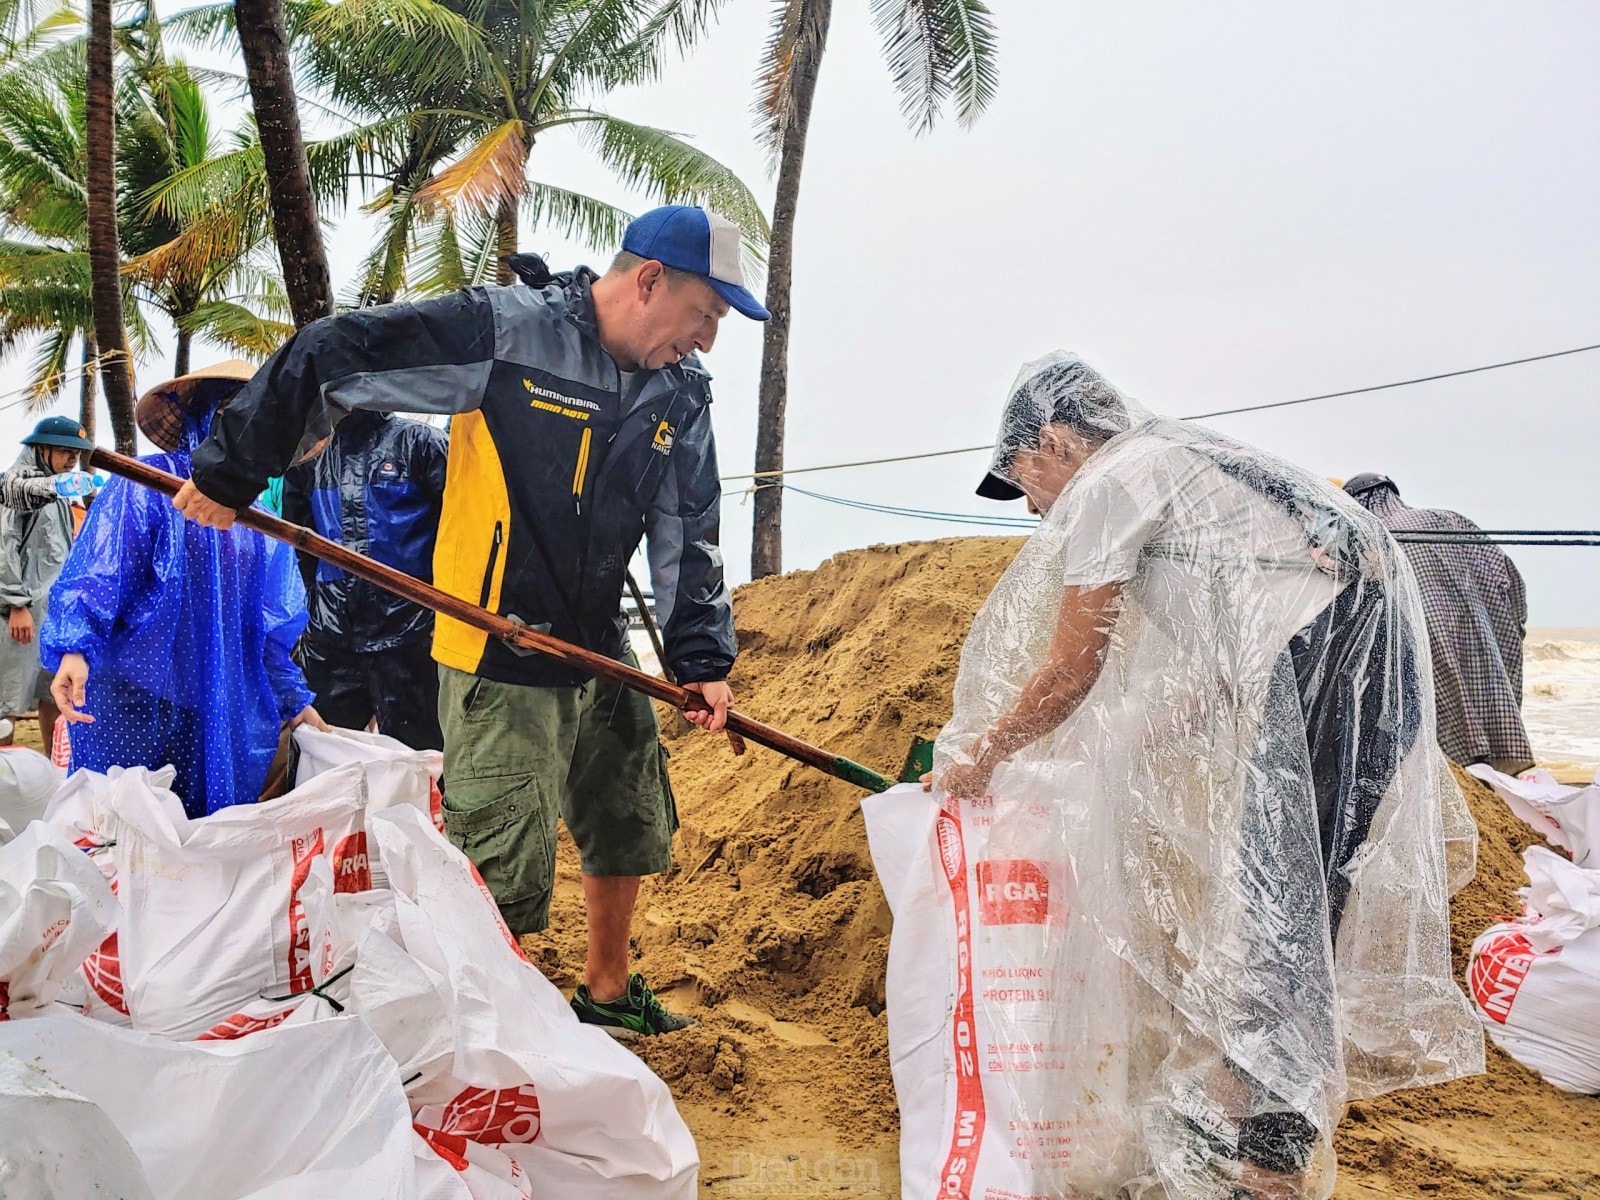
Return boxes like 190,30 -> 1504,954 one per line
20,538 -> 1589,1197
515,538 -> 1599,1200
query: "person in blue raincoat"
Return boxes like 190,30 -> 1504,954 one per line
40,361 -> 327,818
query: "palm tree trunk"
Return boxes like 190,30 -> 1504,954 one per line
174,326 -> 192,377
495,193 -> 519,285
751,0 -> 832,579
78,333 -> 98,466
235,0 -> 334,328
85,0 -> 137,455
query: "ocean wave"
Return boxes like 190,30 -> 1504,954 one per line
1525,639 -> 1600,663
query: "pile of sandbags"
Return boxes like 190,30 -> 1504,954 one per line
0,728 -> 699,1199
1466,764 -> 1600,1095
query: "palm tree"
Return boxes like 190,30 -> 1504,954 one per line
117,17 -> 295,369
748,0 -> 998,578
0,23 -> 289,432
85,0 -> 136,450
166,0 -> 771,302
234,0 -> 333,325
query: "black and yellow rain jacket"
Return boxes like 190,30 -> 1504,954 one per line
190,268 -> 736,688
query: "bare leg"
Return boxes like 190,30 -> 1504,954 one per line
582,874 -> 640,1002
37,698 -> 59,754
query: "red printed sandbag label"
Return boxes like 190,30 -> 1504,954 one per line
39,916 -> 69,954
50,716 -> 70,767
937,797 -> 986,1198
1470,930 -> 1540,1024
82,876 -> 128,1016
333,830 -> 372,893
466,860 -> 531,963
287,829 -> 326,992
438,1084 -> 542,1145
975,860 -> 1050,926
1,980 -> 9,1020
415,1124 -> 472,1171
196,1007 -> 296,1041
83,933 -> 128,1015
429,779 -> 444,831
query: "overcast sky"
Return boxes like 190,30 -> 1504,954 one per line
3,1 -> 1596,624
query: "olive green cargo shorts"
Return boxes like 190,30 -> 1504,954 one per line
437,656 -> 678,935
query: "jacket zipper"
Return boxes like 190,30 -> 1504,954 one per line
572,426 -> 593,516
479,521 -> 503,609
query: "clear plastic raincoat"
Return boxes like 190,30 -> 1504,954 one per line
40,390 -> 313,819
935,354 -> 1482,1198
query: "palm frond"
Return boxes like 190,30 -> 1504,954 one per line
405,209 -> 468,296
155,2 -> 236,48
0,239 -> 87,283
753,0 -> 822,162
125,202 -> 265,289
354,184 -> 422,304
629,0 -> 725,57
21,325 -> 72,409
22,325 -> 72,408
0,0 -> 76,67
869,0 -> 998,133
162,63 -> 213,169
180,299 -> 295,359
454,206 -> 502,288
137,140 -> 262,223
522,180 -> 633,254
565,112 -> 770,248
302,0 -> 502,107
412,119 -> 526,219
529,0 -> 669,102
0,281 -> 91,333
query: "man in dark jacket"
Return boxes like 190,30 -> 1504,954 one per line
281,410 -> 448,750
171,205 -> 766,1038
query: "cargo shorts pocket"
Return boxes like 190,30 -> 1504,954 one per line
441,776 -> 556,923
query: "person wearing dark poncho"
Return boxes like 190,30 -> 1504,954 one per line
1344,473 -> 1533,777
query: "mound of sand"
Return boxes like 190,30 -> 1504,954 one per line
522,537 -> 1600,1198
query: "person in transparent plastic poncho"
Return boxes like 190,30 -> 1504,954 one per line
932,354 -> 1482,1198
40,363 -> 326,819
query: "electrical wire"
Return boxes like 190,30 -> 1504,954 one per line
721,341 -> 1600,483
1394,536 -> 1600,547
780,484 -> 1037,529
780,483 -> 1600,547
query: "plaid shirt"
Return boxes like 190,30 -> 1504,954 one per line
1356,487 -> 1532,766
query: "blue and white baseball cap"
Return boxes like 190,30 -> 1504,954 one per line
621,206 -> 770,321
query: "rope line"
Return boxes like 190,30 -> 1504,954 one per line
722,341 -> 1600,483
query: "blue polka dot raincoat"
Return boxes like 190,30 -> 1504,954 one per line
39,394 -> 314,818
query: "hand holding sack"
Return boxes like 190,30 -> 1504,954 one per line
863,783 -> 1138,1200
